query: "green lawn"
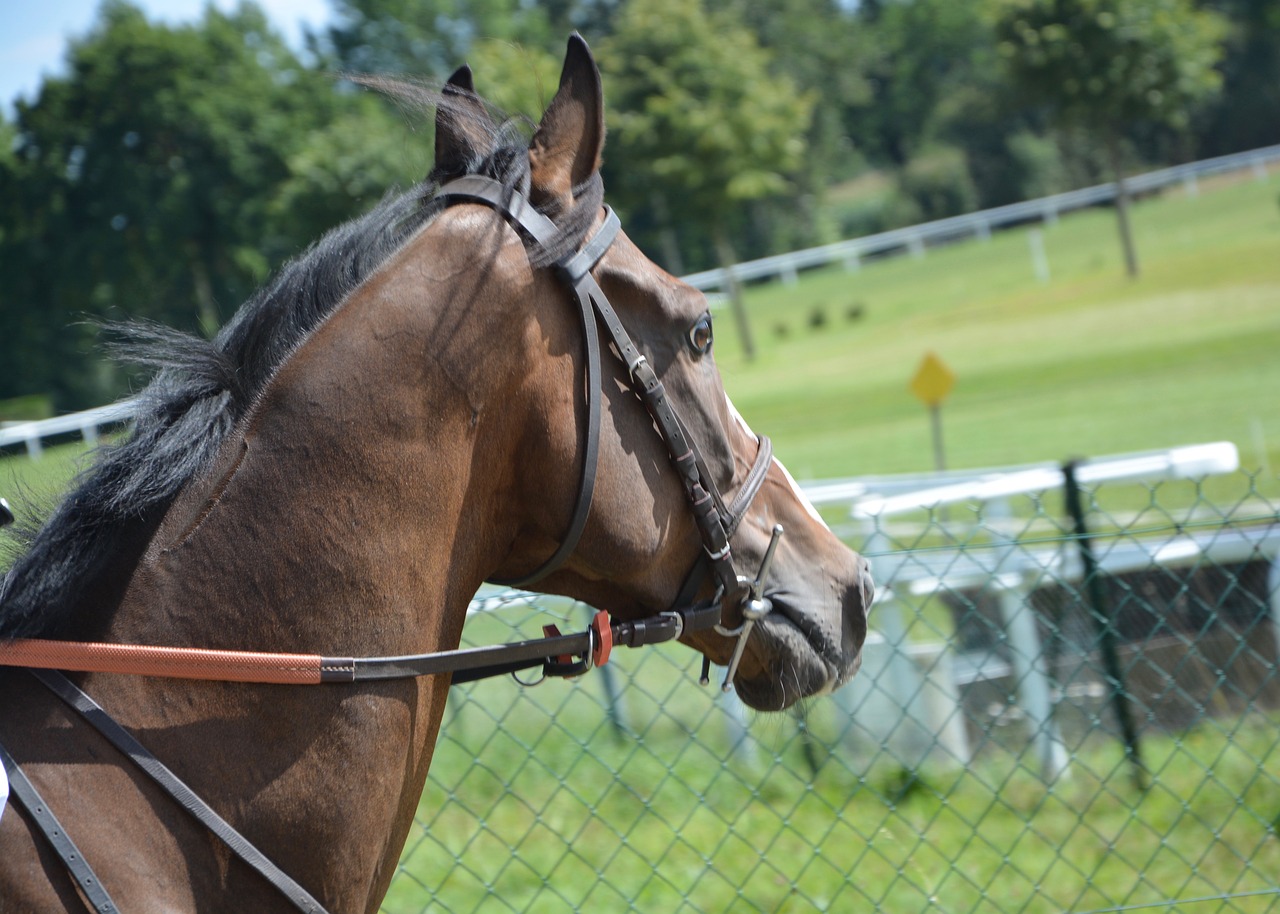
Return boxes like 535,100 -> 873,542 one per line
385,626 -> 1280,914
714,173 -> 1280,499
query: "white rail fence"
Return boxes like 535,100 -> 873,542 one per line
833,441 -> 1266,782
0,399 -> 139,459
682,143 -> 1280,291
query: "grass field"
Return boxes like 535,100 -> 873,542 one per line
714,171 -> 1280,498
384,618 -> 1280,914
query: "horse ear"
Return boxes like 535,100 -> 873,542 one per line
434,65 -> 495,178
529,33 -> 604,205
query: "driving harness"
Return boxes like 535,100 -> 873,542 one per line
0,175 -> 780,914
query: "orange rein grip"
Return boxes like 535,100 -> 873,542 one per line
0,639 -> 326,685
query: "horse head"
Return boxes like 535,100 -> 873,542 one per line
435,36 -> 873,710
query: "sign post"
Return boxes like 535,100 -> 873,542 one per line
909,352 -> 956,473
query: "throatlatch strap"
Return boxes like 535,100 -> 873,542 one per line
0,739 -> 119,914
437,176 -> 612,588
31,670 -> 332,914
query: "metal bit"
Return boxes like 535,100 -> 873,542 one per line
720,524 -> 784,692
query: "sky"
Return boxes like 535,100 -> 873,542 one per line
0,0 -> 333,114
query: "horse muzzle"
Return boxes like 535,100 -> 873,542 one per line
727,552 -> 873,711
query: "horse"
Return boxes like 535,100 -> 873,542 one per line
0,36 -> 872,913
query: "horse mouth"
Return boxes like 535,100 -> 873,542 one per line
731,597 -> 854,712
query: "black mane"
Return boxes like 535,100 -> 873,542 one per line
0,93 -> 604,640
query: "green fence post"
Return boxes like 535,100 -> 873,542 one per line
1062,460 -> 1146,791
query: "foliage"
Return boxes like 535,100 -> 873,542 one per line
992,0 -> 1228,275
322,0 -> 558,78
0,0 -> 417,408
1198,0 -> 1280,155
993,0 -> 1228,133
712,0 -> 873,177
268,97 -> 428,245
599,0 -> 813,242
858,0 -> 1000,166
899,145 -> 980,220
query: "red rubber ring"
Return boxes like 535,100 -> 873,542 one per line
591,611 -> 612,668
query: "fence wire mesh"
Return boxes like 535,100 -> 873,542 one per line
383,473 -> 1280,913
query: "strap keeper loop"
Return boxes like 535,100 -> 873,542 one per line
706,541 -> 732,562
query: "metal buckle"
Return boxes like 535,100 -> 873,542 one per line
628,353 -> 650,384
658,610 -> 685,641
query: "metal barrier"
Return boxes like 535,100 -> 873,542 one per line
385,466 -> 1280,913
0,398 -> 138,459
681,143 -> 1280,292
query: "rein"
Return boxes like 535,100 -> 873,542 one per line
0,176 -> 776,914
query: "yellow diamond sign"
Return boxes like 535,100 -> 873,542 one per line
909,352 -> 955,407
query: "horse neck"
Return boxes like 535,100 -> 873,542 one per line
74,225 -> 534,907
112,221 -> 526,653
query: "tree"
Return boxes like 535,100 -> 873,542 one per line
994,0 -> 1227,277
1196,0 -> 1280,156
705,0 -> 879,251
322,0 -> 556,79
0,0 -> 417,407
600,0 -> 813,359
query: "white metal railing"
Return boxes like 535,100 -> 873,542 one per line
682,143 -> 1280,291
850,442 -> 1240,520
0,398 -> 140,459
845,439 -> 1260,782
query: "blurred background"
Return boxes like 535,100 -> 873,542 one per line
1,0 -> 1276,453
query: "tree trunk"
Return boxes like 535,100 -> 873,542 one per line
1106,134 -> 1140,279
714,228 -> 755,361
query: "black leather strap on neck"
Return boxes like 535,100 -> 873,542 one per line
0,738 -> 119,914
434,177 -> 612,588
30,670 -> 331,914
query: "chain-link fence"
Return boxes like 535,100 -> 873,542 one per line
382,469 -> 1280,913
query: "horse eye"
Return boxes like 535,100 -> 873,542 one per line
687,315 -> 713,355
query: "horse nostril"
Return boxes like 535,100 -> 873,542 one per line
858,562 -> 875,615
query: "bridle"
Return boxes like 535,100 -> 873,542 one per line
441,176 -> 773,602
0,176 -> 783,913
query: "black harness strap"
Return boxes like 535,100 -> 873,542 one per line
30,669 -> 331,914
0,738 -> 119,914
